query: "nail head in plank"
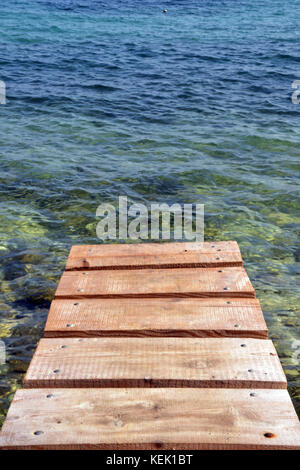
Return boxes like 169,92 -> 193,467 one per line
55,267 -> 255,299
66,241 -> 243,270
23,338 -> 286,389
1,388 -> 299,450
44,298 -> 268,339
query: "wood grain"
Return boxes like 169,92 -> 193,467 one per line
2,240 -> 298,450
23,338 -> 286,389
44,298 -> 268,339
55,266 -> 255,299
66,241 -> 243,270
1,388 -> 299,450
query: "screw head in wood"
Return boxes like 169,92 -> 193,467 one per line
264,432 -> 275,438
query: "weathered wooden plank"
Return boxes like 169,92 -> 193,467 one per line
44,298 -> 268,339
1,388 -> 299,450
55,267 -> 255,299
23,338 -> 286,389
66,241 -> 243,270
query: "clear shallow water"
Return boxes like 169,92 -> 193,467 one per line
0,0 -> 299,424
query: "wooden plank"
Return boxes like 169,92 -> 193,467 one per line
1,388 -> 299,450
44,298 -> 268,339
23,338 -> 286,389
55,266 -> 255,299
66,241 -> 243,270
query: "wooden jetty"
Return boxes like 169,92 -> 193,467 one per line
0,241 -> 300,450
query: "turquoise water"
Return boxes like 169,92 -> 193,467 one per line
0,0 -> 299,424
